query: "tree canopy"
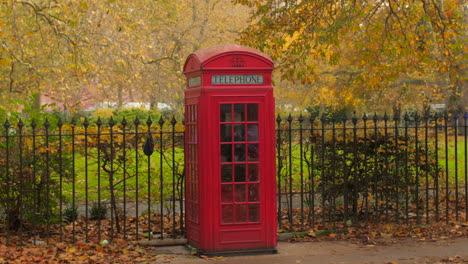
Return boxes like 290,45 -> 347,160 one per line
0,0 -> 249,112
236,0 -> 466,112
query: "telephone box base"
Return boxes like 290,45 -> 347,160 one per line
191,246 -> 278,257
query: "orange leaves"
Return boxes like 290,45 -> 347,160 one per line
0,238 -> 163,264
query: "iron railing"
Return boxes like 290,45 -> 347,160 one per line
276,111 -> 467,232
0,110 -> 467,245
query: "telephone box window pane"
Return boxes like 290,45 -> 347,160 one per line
234,104 -> 245,121
221,144 -> 232,162
234,184 -> 246,202
247,164 -> 259,182
247,144 -> 259,161
194,183 -> 199,200
234,164 -> 246,182
221,165 -> 232,183
247,124 -> 258,141
235,204 -> 247,222
220,124 -> 232,142
234,144 -> 246,161
222,205 -> 233,224
220,104 -> 231,122
234,124 -> 245,142
248,184 -> 259,202
248,204 -> 260,222
247,104 -> 258,121
221,185 -> 233,202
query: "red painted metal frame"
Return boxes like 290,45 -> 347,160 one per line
184,44 -> 276,254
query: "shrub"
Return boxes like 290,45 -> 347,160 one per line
64,206 -> 79,222
90,203 -> 107,220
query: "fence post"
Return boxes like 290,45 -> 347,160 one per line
276,114 -> 282,230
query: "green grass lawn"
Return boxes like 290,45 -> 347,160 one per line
60,147 -> 184,205
58,133 -> 467,206
437,135 -> 467,183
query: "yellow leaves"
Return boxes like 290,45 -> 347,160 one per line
66,246 -> 77,253
0,58 -> 10,67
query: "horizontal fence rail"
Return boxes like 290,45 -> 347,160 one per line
0,110 -> 467,245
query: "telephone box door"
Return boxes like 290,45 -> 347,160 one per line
216,97 -> 276,251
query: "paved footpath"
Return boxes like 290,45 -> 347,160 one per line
150,237 -> 468,264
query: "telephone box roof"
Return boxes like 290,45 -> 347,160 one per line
184,44 -> 273,71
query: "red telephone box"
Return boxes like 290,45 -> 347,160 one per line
183,44 -> 277,254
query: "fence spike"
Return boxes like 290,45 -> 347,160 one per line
71,117 -> 77,126
298,114 -> 304,123
31,119 -> 37,129
362,113 -> 368,121
383,112 -> 389,121
96,117 -> 102,127
276,114 -> 282,124
352,111 -> 358,125
121,117 -> 128,127
287,114 -> 293,123
320,114 -> 326,123
134,117 -> 140,126
453,113 -> 459,120
3,119 -> 11,129
414,111 -> 420,123
309,114 -> 316,123
18,118 -> 24,129
404,112 -> 410,122
83,118 -> 89,128
423,109 -> 430,121
171,116 -> 177,126
372,112 -> 379,122
57,118 -> 63,128
158,116 -> 165,128
108,117 -> 116,127
44,118 -> 50,129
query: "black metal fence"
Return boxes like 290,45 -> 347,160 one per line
0,110 -> 467,245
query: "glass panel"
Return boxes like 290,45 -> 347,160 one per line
247,124 -> 258,142
235,204 -> 247,222
234,144 -> 245,161
192,105 -> 196,122
221,165 -> 232,182
248,204 -> 260,222
248,184 -> 259,201
222,205 -> 233,223
234,104 -> 245,121
193,203 -> 199,222
234,124 -> 245,142
221,185 -> 233,202
194,182 -> 198,200
247,164 -> 259,182
234,164 -> 246,182
221,144 -> 232,162
220,124 -> 232,142
220,104 -> 231,122
247,144 -> 259,161
234,184 -> 246,202
247,104 -> 258,121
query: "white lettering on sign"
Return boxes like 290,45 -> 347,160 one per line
212,75 -> 264,85
188,76 -> 201,87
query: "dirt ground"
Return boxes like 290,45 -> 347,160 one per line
149,237 -> 468,264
